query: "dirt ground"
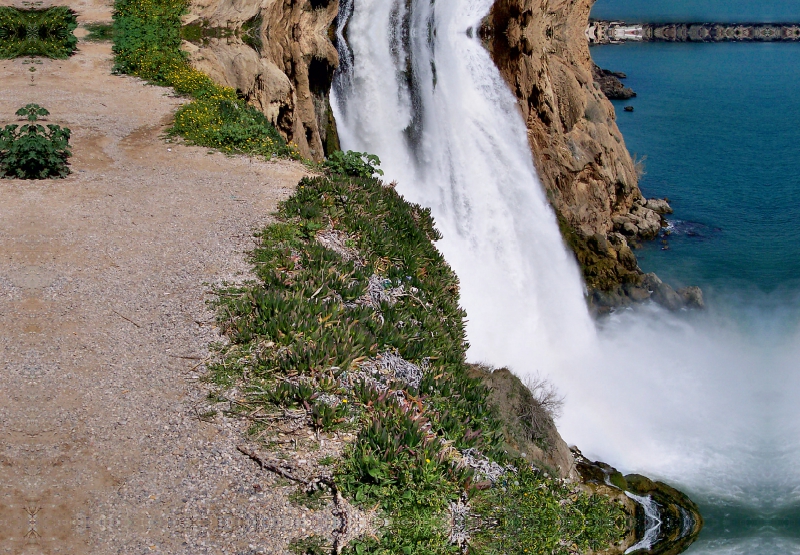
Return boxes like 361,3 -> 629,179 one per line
0,2 -> 346,553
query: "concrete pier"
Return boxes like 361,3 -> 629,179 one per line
587,21 -> 800,44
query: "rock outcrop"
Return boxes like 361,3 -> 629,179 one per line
482,0 -> 692,310
592,64 -> 636,100
469,365 -> 578,481
574,449 -> 704,555
184,0 -> 340,161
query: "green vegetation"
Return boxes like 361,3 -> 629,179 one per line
0,104 -> 71,179
469,466 -> 627,555
323,150 -> 384,179
210,156 -> 627,553
0,6 -> 78,59
112,0 -> 296,158
288,535 -> 331,555
84,23 -> 114,42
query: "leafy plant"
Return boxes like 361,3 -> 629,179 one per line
0,6 -> 78,59
324,150 -> 384,178
0,104 -> 71,179
288,535 -> 330,555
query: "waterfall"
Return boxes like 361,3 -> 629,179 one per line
624,493 -> 663,554
331,0 -> 800,544
332,0 -> 595,377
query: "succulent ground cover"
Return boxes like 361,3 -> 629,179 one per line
0,6 -> 78,59
112,0 -> 295,159
0,104 -> 71,179
208,156 -> 628,554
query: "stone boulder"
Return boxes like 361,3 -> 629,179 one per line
678,286 -> 705,309
646,198 -> 674,215
643,273 -> 685,311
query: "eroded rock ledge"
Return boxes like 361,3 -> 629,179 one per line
185,0 -> 340,161
482,0 -> 700,312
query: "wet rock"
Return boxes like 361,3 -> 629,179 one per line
678,286 -> 705,309
643,273 -> 685,311
592,64 -> 638,100
624,474 -> 705,555
625,284 -> 652,303
624,105 -> 634,112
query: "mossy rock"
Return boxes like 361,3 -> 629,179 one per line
623,473 -> 657,495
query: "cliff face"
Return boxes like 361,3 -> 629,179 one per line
184,0 -> 340,161
483,0 -> 667,300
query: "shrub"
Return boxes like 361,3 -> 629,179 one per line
170,92 -> 294,158
324,150 -> 384,178
0,104 -> 71,179
0,6 -> 78,59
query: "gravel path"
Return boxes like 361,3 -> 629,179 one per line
0,3 -> 346,553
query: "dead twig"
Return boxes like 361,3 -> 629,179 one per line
112,309 -> 141,328
236,444 -> 310,485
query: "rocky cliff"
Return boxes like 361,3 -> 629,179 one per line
482,0 -> 695,309
184,0 -> 340,161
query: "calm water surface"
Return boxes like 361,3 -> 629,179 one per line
591,0 -> 800,23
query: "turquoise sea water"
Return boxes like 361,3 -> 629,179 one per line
592,42 -> 800,296
591,0 -> 800,23
590,1 -> 800,553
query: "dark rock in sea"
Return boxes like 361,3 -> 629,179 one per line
592,63 -> 638,100
643,273 -> 686,311
678,286 -> 705,309
624,105 -> 634,112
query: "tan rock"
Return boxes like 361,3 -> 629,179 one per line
484,0 -> 650,287
187,0 -> 340,161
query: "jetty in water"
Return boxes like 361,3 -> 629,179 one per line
587,21 -> 800,44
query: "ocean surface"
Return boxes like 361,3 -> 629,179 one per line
591,0 -> 800,24
591,1 -> 800,553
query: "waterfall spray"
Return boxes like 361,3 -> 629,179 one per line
332,3 -> 800,551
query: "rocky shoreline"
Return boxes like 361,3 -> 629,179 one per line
592,64 -> 636,100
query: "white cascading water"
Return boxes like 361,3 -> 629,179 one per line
624,493 -> 662,554
332,0 -> 800,551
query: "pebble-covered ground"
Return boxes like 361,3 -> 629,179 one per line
0,2 -> 356,552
